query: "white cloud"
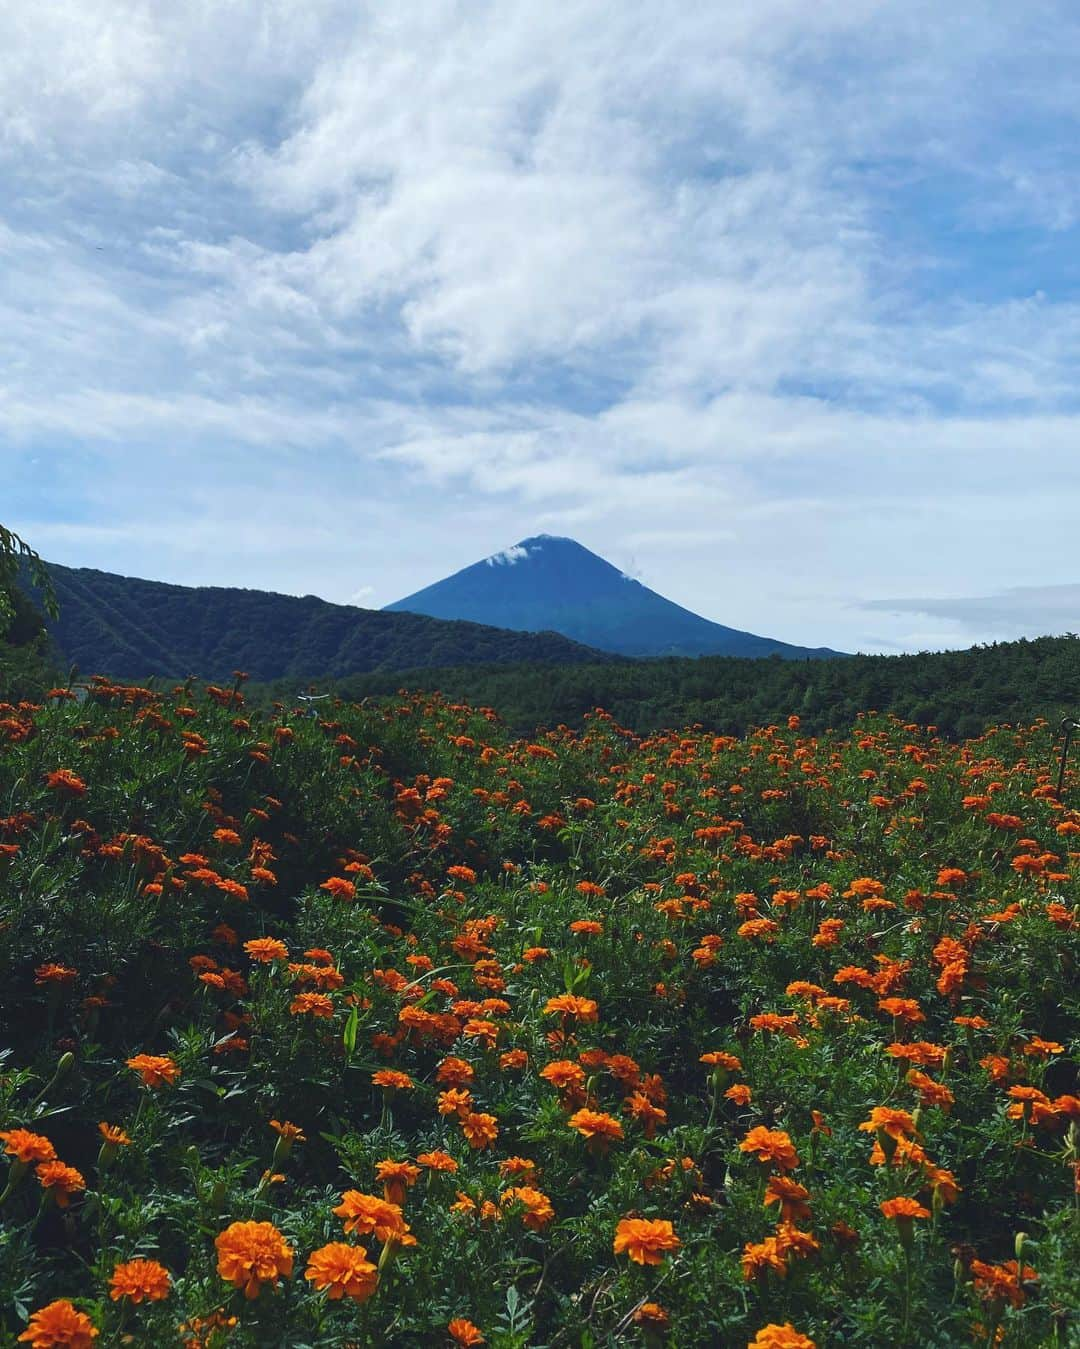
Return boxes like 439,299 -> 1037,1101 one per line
3,2 -> 1080,653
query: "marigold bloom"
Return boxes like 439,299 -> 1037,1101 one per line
109,1259 -> 171,1303
290,992 -> 334,1018
126,1053 -> 180,1087
334,1190 -> 414,1244
569,919 -> 603,935
568,1108 -> 624,1145
35,963 -> 78,985
45,769 -> 87,796
417,1150 -> 459,1173
461,1112 -> 499,1149
748,1324 -> 817,1349
215,1220 -> 294,1298
634,1303 -> 670,1331
304,1243 -> 379,1302
97,1123 -> 131,1148
739,1126 -> 799,1172
36,1161 -> 86,1206
880,1196 -> 930,1221
859,1107 -> 918,1141
448,1320 -> 486,1346
700,1051 -> 742,1072
726,1083 -> 753,1106
372,1069 -> 414,1090
1,1128 -> 56,1164
764,1176 -> 812,1223
376,1158 -> 420,1205
243,937 -> 289,963
543,994 -> 598,1023
742,1236 -> 788,1280
436,1056 -> 476,1085
269,1119 -> 306,1143
17,1300 -> 98,1347
500,1185 -> 555,1229
613,1217 -> 681,1265
540,1059 -> 586,1092
970,1258 -> 1038,1309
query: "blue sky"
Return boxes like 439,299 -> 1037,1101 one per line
4,1 -> 1080,653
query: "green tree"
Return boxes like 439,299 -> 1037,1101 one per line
0,524 -> 57,637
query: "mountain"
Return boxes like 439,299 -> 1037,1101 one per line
35,563 -> 613,683
385,535 -> 840,659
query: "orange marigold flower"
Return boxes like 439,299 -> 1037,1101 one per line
372,1069 -> 414,1091
543,994 -> 598,1022
290,992 -> 334,1018
215,1220 -> 294,1298
764,1176 -> 812,1223
1,1128 -> 56,1164
540,1060 -> 586,1092
17,1300 -> 98,1348
634,1302 -> 671,1332
569,919 -> 603,935
35,964 -> 78,985
739,1126 -> 800,1172
126,1054 -> 180,1087
748,1324 -> 817,1349
36,1161 -> 86,1206
319,876 -> 356,901
97,1123 -> 131,1148
970,1258 -> 1038,1309
568,1108 -> 624,1145
700,1051 -> 742,1073
304,1243 -> 379,1302
333,1190 -> 413,1243
243,937 -> 289,963
742,1236 -> 789,1281
880,1196 -> 930,1220
375,1158 -> 420,1205
500,1185 -> 555,1229
613,1216 -> 681,1265
725,1083 -> 753,1106
460,1112 -> 499,1150
417,1150 -> 459,1173
109,1259 -> 171,1303
269,1119 -> 306,1143
859,1106 -> 918,1142
45,769 -> 87,796
448,1319 -> 486,1346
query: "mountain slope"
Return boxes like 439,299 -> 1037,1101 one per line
386,535 -> 840,659
37,564 -> 613,682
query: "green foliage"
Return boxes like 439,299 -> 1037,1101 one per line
0,684 -> 1077,1345
0,524 -> 57,636
308,634 -> 1080,740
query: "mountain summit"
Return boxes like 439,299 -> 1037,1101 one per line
385,536 -> 839,659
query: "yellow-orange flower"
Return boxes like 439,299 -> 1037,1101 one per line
372,1069 -> 414,1090
748,1324 -> 817,1349
376,1158 -> 420,1205
500,1185 -> 555,1229
568,1109 -> 624,1146
448,1319 -> 486,1346
108,1259 -> 171,1303
17,1300 -> 98,1347
1,1128 -> 56,1164
460,1112 -> 499,1149
880,1196 -> 930,1221
543,995 -> 598,1023
36,1161 -> 86,1206
613,1216 -> 681,1265
97,1123 -> 131,1148
739,1126 -> 799,1172
333,1190 -> 414,1244
215,1220 -> 294,1299
244,937 -> 289,963
126,1054 -> 180,1087
304,1243 -> 379,1302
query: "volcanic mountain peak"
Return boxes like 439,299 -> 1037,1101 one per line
386,536 -> 841,660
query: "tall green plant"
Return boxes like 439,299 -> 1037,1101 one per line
0,525 -> 57,636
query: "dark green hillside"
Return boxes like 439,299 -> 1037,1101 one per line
36,564 -> 615,683
287,634 -> 1080,739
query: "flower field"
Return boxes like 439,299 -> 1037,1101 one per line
0,679 -> 1077,1347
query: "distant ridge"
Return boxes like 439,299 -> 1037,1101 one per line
36,563 -> 613,682
386,535 -> 841,659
